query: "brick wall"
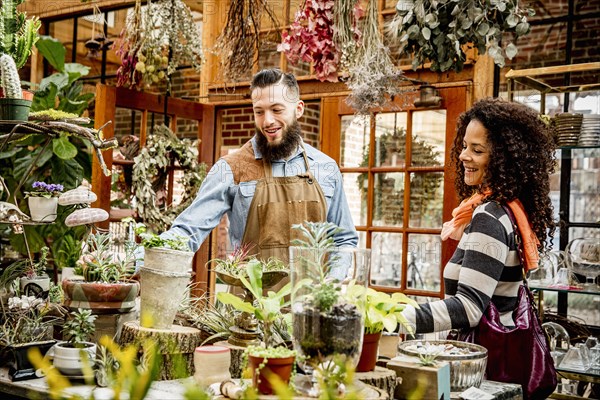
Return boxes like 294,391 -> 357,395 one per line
220,101 -> 321,151
500,1 -> 600,90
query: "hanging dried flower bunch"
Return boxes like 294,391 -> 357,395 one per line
114,0 -> 204,89
332,0 -> 364,74
346,0 -> 406,115
278,0 -> 339,82
214,0 -> 279,82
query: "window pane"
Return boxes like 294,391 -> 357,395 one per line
406,233 -> 442,291
340,115 -> 369,168
412,110 -> 446,166
370,232 -> 402,288
569,148 -> 600,223
343,173 -> 367,227
409,172 -> 444,228
258,33 -> 281,71
375,112 -> 408,167
301,102 -> 321,149
373,172 -> 405,227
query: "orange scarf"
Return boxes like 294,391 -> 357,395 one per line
441,191 -> 540,272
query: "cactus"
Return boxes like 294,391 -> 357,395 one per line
0,53 -> 22,99
0,0 -> 41,69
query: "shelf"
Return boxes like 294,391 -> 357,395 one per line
530,284 -> 600,295
557,367 -> 600,384
0,220 -> 54,226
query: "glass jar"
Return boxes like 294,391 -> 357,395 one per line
289,246 -> 371,375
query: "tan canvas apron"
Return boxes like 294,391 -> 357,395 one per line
242,148 -> 327,264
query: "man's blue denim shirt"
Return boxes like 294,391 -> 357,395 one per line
163,135 -> 358,252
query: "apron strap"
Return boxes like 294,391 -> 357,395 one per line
261,143 -> 313,179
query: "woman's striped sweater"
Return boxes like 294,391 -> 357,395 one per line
402,201 -> 524,334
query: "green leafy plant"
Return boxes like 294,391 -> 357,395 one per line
0,36 -> 95,259
62,308 -> 96,348
390,0 -> 533,72
218,260 -> 302,348
345,284 -> 417,334
0,296 -> 59,345
127,219 -> 190,251
32,36 -> 94,116
212,243 -> 287,278
0,0 -> 41,70
75,232 -> 136,283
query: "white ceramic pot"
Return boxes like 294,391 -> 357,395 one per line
28,197 -> 59,222
19,275 -> 50,297
51,341 -> 97,376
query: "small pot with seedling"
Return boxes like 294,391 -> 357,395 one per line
218,261 -> 299,395
51,308 -> 97,376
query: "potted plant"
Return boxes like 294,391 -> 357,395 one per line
288,221 -> 371,378
345,286 -> 417,372
19,246 -> 51,298
0,54 -> 32,120
51,308 -> 97,376
0,0 -> 40,120
0,295 -> 61,381
0,0 -> 41,72
218,261 -> 298,395
24,181 -> 64,222
62,232 -> 140,314
390,0 -> 532,72
127,220 -> 195,329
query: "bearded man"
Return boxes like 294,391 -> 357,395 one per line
163,69 -> 357,265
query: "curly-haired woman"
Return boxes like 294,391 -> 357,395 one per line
401,97 -> 556,334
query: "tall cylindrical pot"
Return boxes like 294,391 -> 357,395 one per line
143,247 -> 194,274
140,266 -> 191,329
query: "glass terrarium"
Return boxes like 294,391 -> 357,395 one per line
289,246 -> 371,375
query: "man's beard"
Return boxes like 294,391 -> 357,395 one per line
256,121 -> 302,162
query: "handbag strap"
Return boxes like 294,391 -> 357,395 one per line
500,204 -> 528,284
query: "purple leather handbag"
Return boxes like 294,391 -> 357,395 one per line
448,205 -> 558,399
448,285 -> 557,399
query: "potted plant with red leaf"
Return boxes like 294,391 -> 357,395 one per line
218,260 -> 300,395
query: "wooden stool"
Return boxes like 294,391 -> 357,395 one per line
119,321 -> 202,380
355,366 -> 397,400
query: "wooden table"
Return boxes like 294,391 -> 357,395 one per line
0,368 -> 387,399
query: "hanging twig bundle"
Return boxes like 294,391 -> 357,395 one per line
214,0 -> 279,82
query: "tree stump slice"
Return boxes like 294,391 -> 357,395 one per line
355,366 -> 397,400
119,321 -> 202,380
214,340 -> 246,379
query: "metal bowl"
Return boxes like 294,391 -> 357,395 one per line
397,339 -> 488,391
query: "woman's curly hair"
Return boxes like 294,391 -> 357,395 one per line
451,97 -> 557,249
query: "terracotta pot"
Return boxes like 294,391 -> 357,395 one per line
0,89 -> 34,100
62,279 -> 140,314
248,354 -> 295,395
356,331 -> 382,372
